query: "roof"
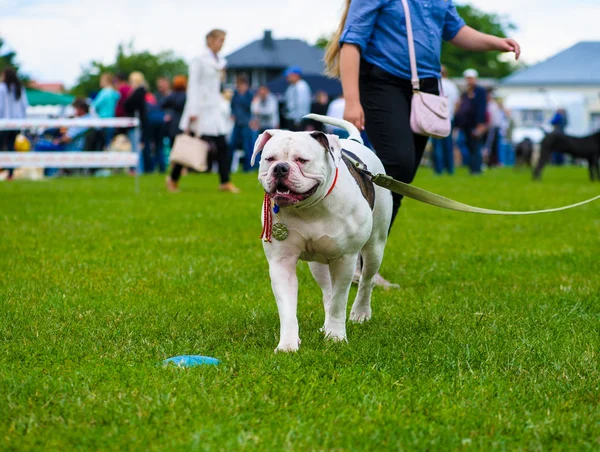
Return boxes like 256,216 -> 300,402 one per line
226,31 -> 325,74
29,81 -> 66,93
502,41 -> 600,86
26,89 -> 74,106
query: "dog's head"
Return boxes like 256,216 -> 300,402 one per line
251,130 -> 342,208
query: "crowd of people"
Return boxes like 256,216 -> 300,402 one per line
0,26 -> 570,187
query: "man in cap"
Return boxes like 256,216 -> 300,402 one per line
283,66 -> 312,131
455,68 -> 488,174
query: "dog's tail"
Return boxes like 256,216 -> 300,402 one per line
303,114 -> 363,145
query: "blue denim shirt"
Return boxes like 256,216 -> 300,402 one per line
340,0 -> 465,80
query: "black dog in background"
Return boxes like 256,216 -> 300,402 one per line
514,138 -> 534,168
533,131 -> 600,181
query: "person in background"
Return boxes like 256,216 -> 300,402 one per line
229,74 -> 255,172
35,99 -> 91,176
114,72 -> 131,118
168,28 -> 239,193
455,69 -> 488,175
305,91 -> 330,131
251,85 -> 279,133
114,72 -> 132,136
145,86 -> 167,173
431,65 -> 460,175
160,75 -> 187,148
249,85 -> 279,167
123,71 -> 149,172
283,66 -> 311,131
92,73 -> 120,118
91,72 -> 120,149
156,76 -> 172,104
0,67 -> 29,181
484,88 -> 503,168
324,94 -> 348,138
550,107 -> 568,165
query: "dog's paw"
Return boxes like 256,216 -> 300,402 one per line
350,309 -> 372,323
274,339 -> 301,353
324,329 -> 347,343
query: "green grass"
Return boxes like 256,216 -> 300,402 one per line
1,166 -> 599,450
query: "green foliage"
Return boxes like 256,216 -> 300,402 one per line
315,35 -> 330,50
1,169 -> 599,449
0,37 -> 28,82
71,42 -> 188,97
442,5 -> 519,78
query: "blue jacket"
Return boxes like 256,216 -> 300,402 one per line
456,86 -> 487,129
231,90 -> 254,126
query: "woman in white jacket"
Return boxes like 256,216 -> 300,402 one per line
167,29 -> 240,193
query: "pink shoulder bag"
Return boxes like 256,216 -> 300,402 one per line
401,0 -> 451,139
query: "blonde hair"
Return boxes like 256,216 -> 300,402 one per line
206,29 -> 226,42
324,0 -> 352,78
129,71 -> 145,89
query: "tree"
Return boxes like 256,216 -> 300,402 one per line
315,36 -> 330,50
0,37 -> 27,80
315,4 -> 522,79
71,42 -> 188,97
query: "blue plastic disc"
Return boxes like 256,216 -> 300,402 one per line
163,355 -> 220,367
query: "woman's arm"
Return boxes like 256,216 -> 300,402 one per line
450,26 -> 521,60
340,44 -> 364,130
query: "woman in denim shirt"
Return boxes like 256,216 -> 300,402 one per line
325,0 -> 520,285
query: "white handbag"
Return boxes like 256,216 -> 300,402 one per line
401,0 -> 451,139
169,134 -> 210,172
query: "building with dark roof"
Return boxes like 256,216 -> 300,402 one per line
225,30 -> 328,89
502,41 -> 600,87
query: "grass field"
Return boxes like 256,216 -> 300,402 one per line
1,166 -> 600,450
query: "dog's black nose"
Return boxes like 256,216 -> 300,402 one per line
273,162 -> 290,178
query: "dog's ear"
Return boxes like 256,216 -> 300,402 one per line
310,131 -> 342,163
251,130 -> 279,166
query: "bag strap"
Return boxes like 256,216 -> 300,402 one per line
400,0 -> 420,91
401,0 -> 446,96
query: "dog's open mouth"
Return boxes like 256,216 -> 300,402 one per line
269,182 -> 319,205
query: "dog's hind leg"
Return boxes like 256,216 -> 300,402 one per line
533,151 -> 551,180
308,262 -> 333,332
350,240 -> 386,323
592,157 -> 600,181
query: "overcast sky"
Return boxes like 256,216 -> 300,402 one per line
1,0 -> 599,86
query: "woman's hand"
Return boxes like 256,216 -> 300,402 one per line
451,27 -> 521,60
495,38 -> 521,60
344,101 -> 365,131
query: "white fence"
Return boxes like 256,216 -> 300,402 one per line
0,117 -> 142,190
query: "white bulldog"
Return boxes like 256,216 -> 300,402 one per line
251,115 -> 393,352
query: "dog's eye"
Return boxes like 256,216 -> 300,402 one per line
296,158 -> 309,164
265,156 -> 276,163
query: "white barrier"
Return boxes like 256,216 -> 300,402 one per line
0,117 -> 139,130
0,152 -> 138,168
0,117 -> 141,191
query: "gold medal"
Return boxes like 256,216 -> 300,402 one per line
272,222 -> 289,241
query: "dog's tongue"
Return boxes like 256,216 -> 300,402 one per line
271,191 -> 304,204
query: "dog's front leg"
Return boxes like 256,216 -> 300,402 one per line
323,254 -> 358,342
268,252 -> 301,352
